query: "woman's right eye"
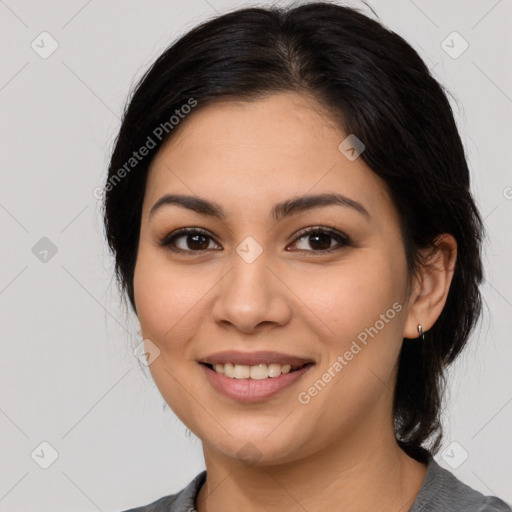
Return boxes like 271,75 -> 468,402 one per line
160,228 -> 221,253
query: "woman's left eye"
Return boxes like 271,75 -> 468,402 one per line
289,227 -> 350,253
159,226 -> 349,254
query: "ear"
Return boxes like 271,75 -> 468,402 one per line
403,234 -> 457,339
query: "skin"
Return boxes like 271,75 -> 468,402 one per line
133,92 -> 457,512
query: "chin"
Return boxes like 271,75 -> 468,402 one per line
201,427 -> 312,467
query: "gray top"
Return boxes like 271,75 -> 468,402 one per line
120,455 -> 511,512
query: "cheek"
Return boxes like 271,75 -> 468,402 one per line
293,251 -> 407,344
293,254 -> 407,429
292,250 -> 408,417
133,252 -> 205,418
133,250 -> 203,355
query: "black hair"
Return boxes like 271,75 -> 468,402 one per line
102,1 -> 484,463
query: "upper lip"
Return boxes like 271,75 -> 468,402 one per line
198,351 -> 315,367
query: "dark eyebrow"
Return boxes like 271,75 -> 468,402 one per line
149,193 -> 371,221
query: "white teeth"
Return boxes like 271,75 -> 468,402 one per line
211,362 -> 294,379
213,363 -> 225,375
233,365 -> 250,379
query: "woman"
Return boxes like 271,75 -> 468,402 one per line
103,2 -> 511,511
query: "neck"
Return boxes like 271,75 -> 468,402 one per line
196,422 -> 428,512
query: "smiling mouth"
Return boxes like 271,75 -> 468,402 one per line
201,362 -> 313,380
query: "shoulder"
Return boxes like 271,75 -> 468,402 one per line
410,456 -> 511,512
116,470 -> 206,512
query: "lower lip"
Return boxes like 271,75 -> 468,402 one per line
200,363 -> 314,403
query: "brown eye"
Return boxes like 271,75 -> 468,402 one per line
160,228 -> 220,253
289,227 -> 350,253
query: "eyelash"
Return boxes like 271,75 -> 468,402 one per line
159,226 -> 351,255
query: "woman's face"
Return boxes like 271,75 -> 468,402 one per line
133,92 -> 416,465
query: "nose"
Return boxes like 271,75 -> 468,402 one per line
211,251 -> 292,334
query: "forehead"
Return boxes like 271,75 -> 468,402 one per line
143,92 -> 394,224
152,92 -> 341,170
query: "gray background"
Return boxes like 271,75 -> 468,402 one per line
1,0 -> 511,510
